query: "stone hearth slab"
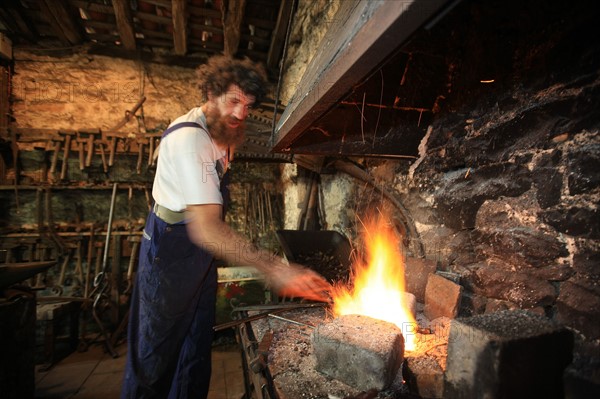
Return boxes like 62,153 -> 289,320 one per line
312,314 -> 404,391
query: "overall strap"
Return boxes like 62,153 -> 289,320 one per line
161,121 -> 204,138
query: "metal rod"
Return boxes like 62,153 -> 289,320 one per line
267,313 -> 315,328
101,183 -> 118,277
214,302 -> 328,331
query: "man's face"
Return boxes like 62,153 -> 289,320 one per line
205,84 -> 256,148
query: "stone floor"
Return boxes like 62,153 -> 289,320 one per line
34,337 -> 246,399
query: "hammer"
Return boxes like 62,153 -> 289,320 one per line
106,134 -> 119,167
78,129 -> 101,168
59,131 -> 75,181
49,136 -> 64,177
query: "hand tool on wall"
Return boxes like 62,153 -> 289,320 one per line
147,136 -> 155,166
78,137 -> 85,171
59,132 -> 75,181
91,182 -> 119,357
104,96 -> 147,168
74,238 -> 85,286
110,233 -> 140,348
98,142 -> 108,172
107,134 -> 118,167
79,129 -> 101,168
106,96 -> 146,134
84,224 -> 95,299
136,138 -> 146,174
49,136 -> 63,178
110,234 -> 122,325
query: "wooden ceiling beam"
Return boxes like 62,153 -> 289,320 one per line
171,0 -> 188,56
111,0 -> 136,50
70,1 -> 113,15
267,0 -> 294,70
0,5 -> 37,42
222,0 -> 247,57
189,6 -> 222,19
273,0 -> 450,152
39,0 -> 83,45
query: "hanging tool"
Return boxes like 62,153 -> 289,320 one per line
147,136 -> 155,166
78,129 -> 101,168
136,138 -> 146,174
59,132 -> 75,181
98,142 -> 108,173
89,182 -> 119,358
106,96 -> 146,134
107,134 -> 118,167
49,136 -> 63,178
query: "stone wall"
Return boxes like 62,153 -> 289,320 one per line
279,0 -> 344,230
11,48 -> 200,132
279,0 -> 600,383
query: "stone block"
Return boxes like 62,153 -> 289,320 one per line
405,257 -> 437,302
424,273 -> 462,320
403,356 -> 444,399
312,314 -> 404,390
444,310 -> 573,399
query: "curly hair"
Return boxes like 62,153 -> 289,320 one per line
197,55 -> 269,104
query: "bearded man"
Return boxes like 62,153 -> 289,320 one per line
121,56 -> 330,399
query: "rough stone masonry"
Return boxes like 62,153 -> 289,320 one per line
444,310 -> 573,399
312,314 -> 404,391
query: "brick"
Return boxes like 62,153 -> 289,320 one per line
405,257 -> 437,302
444,310 -> 573,399
312,314 -> 404,390
424,273 -> 462,320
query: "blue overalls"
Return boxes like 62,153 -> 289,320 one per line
121,122 -> 226,399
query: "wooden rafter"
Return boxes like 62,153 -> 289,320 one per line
111,0 -> 136,50
171,0 -> 188,56
0,4 -> 37,42
39,0 -> 82,45
267,0 -> 294,71
222,0 -> 247,57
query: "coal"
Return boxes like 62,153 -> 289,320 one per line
312,314 -> 404,391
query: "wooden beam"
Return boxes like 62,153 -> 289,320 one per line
267,0 -> 294,70
272,0 -> 450,152
39,0 -> 83,45
171,0 -> 188,56
222,0 -> 247,57
0,4 -> 37,42
71,1 -> 113,14
188,5 -> 222,19
111,0 -> 136,50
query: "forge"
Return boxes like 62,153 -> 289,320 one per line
237,301 -> 452,398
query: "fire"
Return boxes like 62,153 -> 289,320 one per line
331,215 -> 418,351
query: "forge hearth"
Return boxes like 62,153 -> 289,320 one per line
237,304 -> 574,398
238,305 -> 452,399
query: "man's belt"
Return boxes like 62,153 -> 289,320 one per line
153,203 -> 186,224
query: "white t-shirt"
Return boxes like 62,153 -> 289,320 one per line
152,107 -> 227,212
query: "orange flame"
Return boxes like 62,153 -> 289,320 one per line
331,215 -> 418,351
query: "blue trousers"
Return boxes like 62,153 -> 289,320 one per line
121,211 -> 217,398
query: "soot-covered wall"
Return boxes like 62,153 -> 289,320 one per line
280,0 -> 599,387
